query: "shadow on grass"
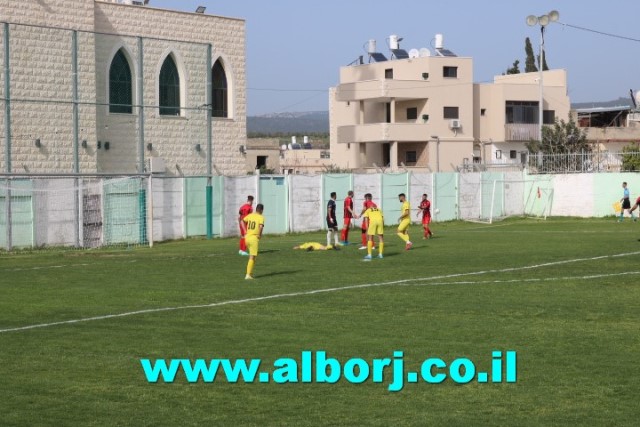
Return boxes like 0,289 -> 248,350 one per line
257,270 -> 303,278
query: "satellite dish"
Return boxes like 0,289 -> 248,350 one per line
548,10 -> 560,22
408,49 -> 420,58
526,15 -> 538,26
419,47 -> 431,57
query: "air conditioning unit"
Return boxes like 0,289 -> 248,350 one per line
449,119 -> 461,129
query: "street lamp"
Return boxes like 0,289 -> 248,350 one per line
431,135 -> 440,172
526,10 -> 559,143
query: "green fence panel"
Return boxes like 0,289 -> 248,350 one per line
259,176 -> 288,234
0,179 -> 34,249
433,173 -> 458,221
184,177 -> 207,237
593,173 -> 640,217
103,178 -> 143,245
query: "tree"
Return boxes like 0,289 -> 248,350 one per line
621,142 -> 640,171
524,37 -> 538,72
505,59 -> 521,75
537,53 -> 549,71
526,118 -> 590,172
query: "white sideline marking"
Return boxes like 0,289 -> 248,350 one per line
1,251 -> 640,334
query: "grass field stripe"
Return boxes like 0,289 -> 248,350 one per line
401,271 -> 640,287
2,251 -> 640,334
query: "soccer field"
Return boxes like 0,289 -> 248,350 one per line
1,218 -> 639,426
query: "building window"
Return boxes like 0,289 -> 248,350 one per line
443,106 -> 459,119
212,59 -> 228,118
543,110 -> 555,124
386,103 -> 391,123
109,50 -> 132,114
159,55 -> 181,116
505,101 -> 538,124
443,66 -> 458,78
481,108 -> 486,116
257,156 -> 267,169
385,68 -> 394,79
510,150 -> 517,159
406,151 -> 417,163
406,107 -> 418,120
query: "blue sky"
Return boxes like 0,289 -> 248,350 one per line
151,0 -> 640,116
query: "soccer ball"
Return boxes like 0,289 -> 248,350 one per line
435,208 -> 440,214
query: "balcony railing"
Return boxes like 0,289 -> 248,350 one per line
505,123 -> 539,141
336,123 -> 430,143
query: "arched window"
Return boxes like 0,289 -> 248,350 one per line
159,55 -> 181,116
212,60 -> 228,118
109,49 -> 132,114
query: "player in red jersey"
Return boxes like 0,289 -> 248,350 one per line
340,190 -> 357,244
359,193 -> 377,250
416,193 -> 434,239
238,195 -> 254,256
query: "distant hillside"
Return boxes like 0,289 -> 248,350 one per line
247,111 -> 329,135
572,97 -> 634,109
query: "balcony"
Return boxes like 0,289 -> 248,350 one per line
336,80 -> 432,102
337,123 -> 430,143
505,123 -> 538,142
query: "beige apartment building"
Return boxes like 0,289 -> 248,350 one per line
330,37 -> 571,172
0,0 -> 246,176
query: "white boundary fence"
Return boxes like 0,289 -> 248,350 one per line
1,171 -> 638,251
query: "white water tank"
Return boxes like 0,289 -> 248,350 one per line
389,34 -> 400,50
291,136 -> 297,145
367,39 -> 377,54
435,33 -> 444,49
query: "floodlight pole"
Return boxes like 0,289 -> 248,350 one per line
527,10 -> 559,145
538,26 -> 545,144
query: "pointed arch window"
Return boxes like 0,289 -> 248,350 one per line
159,56 -> 181,116
109,49 -> 132,114
212,60 -> 228,118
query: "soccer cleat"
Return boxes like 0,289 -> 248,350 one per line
378,254 -> 384,259
358,246 -> 367,250
405,242 -> 413,251
363,254 -> 372,261
239,250 -> 249,256
245,275 -> 254,280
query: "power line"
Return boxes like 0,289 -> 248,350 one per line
558,21 -> 640,43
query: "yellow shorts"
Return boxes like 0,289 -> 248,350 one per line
367,219 -> 384,236
398,218 -> 411,233
245,235 -> 260,256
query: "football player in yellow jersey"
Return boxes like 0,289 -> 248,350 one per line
362,205 -> 384,261
242,203 -> 265,280
397,193 -> 413,250
293,242 -> 337,251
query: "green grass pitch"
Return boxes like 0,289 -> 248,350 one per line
1,218 -> 639,426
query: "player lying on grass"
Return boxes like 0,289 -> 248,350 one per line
293,242 -> 339,251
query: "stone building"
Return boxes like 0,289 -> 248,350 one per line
0,0 -> 246,176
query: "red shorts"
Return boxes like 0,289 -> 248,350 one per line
343,217 -> 352,227
422,216 -> 432,225
239,224 -> 246,237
